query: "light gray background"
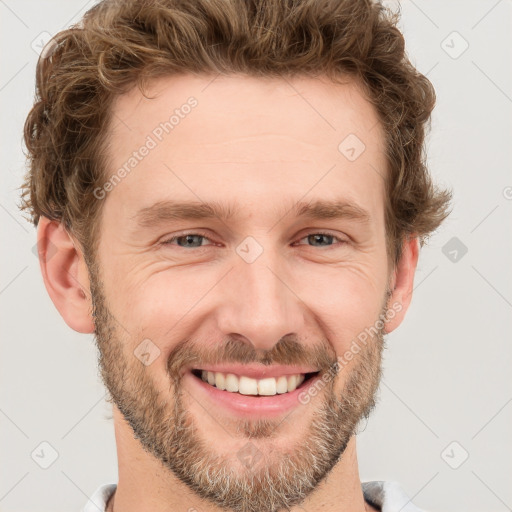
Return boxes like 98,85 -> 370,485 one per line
1,1 -> 511,511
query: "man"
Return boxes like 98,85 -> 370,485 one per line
20,0 -> 451,511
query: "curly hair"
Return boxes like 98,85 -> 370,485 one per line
19,0 -> 451,266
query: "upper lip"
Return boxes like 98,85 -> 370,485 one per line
187,364 -> 320,380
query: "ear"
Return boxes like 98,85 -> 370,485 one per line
384,236 -> 419,334
37,216 -> 95,334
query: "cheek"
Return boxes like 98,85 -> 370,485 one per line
101,239 -> 389,356
293,262 -> 388,348
115,271 -> 214,366
99,254 -> 200,331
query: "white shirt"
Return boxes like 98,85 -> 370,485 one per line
82,481 -> 426,512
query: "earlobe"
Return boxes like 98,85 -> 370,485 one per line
37,217 -> 95,334
384,236 -> 419,334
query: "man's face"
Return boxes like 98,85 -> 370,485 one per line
89,74 -> 392,512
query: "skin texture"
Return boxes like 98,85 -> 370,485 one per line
37,74 -> 419,512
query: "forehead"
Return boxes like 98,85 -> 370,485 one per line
103,73 -> 387,225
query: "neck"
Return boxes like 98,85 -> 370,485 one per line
108,406 -> 375,512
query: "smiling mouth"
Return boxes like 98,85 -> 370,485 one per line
190,369 -> 320,397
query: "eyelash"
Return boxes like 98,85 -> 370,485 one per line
161,231 -> 347,249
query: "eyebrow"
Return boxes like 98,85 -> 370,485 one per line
132,198 -> 371,229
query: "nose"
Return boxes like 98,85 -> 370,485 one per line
215,245 -> 306,352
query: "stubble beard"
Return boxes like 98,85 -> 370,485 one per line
88,259 -> 385,512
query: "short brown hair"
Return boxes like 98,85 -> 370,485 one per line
19,0 -> 451,266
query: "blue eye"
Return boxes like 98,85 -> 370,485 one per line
296,233 -> 345,248
161,231 -> 346,250
162,234 -> 210,248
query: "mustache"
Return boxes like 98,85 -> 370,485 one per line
167,335 -> 337,380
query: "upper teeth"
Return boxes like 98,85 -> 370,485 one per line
200,370 -> 306,396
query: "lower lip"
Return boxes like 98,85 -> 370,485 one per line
185,371 -> 322,418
